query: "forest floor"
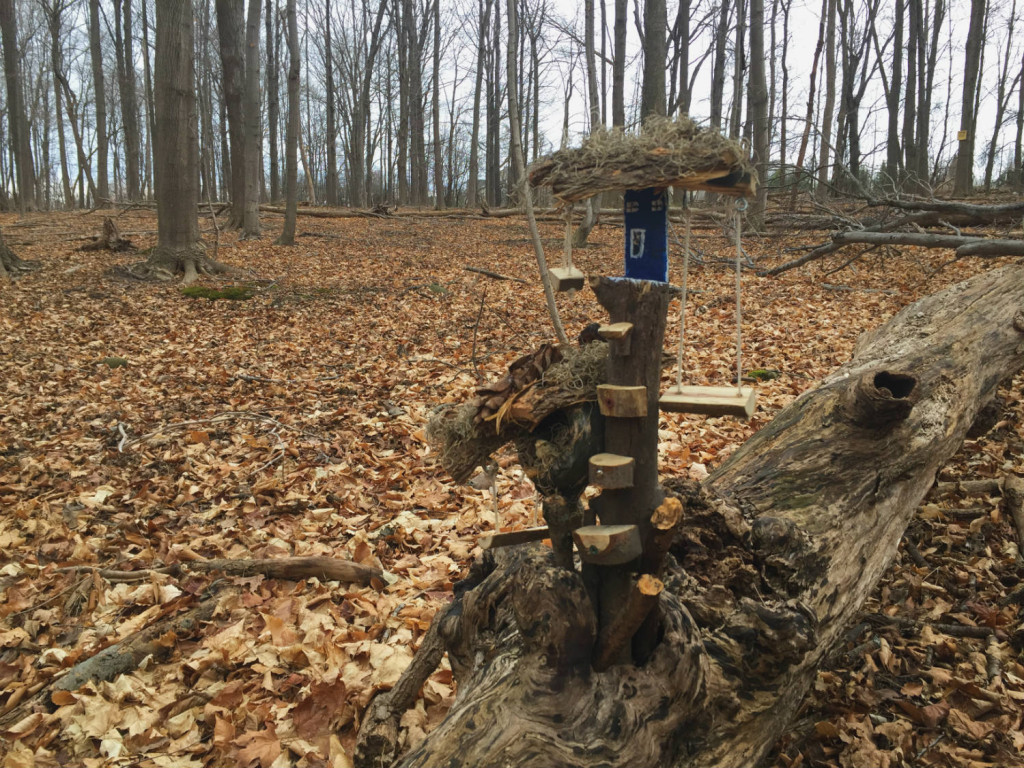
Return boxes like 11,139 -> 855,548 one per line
0,204 -> 1021,768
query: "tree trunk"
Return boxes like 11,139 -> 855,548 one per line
362,264 -> 1024,768
324,0 -> 338,206
89,0 -> 109,205
815,0 -> 836,195
709,0 -> 729,130
0,0 -> 36,212
266,0 -> 280,202
954,0 -> 985,196
884,0 -> 903,185
276,0 -> 299,244
242,0 -> 262,236
116,0 -> 141,200
432,0 -> 443,209
640,0 -> 667,119
140,0 -> 155,198
142,0 -> 222,283
983,1 -> 1019,192
748,0 -> 769,226
468,0 -> 491,208
215,0 -> 246,227
612,0 -> 626,127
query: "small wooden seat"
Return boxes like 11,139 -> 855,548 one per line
548,266 -> 586,292
572,524 -> 642,565
659,384 -> 756,419
479,526 -> 550,550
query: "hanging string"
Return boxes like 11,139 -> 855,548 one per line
674,192 -> 691,390
733,197 -> 747,391
563,203 -> 574,270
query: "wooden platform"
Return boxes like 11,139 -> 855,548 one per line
659,384 -> 756,419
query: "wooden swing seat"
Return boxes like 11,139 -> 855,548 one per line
548,266 -> 586,292
659,384 -> 756,419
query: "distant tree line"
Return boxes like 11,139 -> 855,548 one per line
0,0 -> 1017,216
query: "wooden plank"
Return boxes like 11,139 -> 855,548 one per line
548,267 -> 586,292
597,322 -> 633,340
479,526 -> 550,550
596,384 -> 648,418
659,385 -> 756,419
589,453 -> 635,489
572,524 -> 643,565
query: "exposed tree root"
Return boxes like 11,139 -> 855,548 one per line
0,229 -> 41,278
115,242 -> 234,284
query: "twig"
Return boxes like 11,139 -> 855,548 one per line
464,266 -> 529,284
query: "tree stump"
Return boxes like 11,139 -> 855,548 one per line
81,217 -> 133,251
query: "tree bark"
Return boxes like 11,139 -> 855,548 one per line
130,0 -> 225,283
215,0 -> 246,227
242,0 -> 262,236
748,0 -> 769,226
954,0 -> 986,196
276,0 -> 299,245
89,0 -> 109,205
468,0 -> 491,208
612,0 -> 626,127
115,0 -> 141,200
640,0 -> 666,119
365,264 -> 1024,768
0,0 -> 36,212
266,0 -> 280,202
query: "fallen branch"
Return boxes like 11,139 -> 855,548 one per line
53,593 -> 220,692
59,556 -> 384,588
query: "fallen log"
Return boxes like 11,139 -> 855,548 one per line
360,264 -> 1024,767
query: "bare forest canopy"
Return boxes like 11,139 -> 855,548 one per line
0,0 -> 1019,213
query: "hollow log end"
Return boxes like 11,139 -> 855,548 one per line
842,369 -> 919,428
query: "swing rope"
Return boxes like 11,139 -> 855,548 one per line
733,197 -> 746,391
670,194 -> 747,393
563,203 -> 574,272
673,193 -> 691,390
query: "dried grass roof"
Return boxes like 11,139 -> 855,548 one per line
528,116 -> 757,203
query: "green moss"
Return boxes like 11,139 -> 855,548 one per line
101,356 -> 129,368
748,369 -> 780,381
180,284 -> 254,301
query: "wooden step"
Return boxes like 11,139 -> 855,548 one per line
588,453 -> 634,489
479,526 -> 550,550
572,524 -> 642,565
659,385 -> 756,419
597,384 -> 648,418
548,266 -> 586,292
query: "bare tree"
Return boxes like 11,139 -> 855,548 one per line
467,0 -> 492,207
115,0 -> 141,200
324,0 -> 339,206
242,0 -> 262,235
89,0 -> 108,205
139,0 -> 224,282
983,0 -> 1020,192
277,0 -> 299,245
216,0 -> 247,225
955,0 -> 986,196
266,0 -> 280,202
640,0 -> 666,119
0,0 -> 37,211
748,0 -> 769,225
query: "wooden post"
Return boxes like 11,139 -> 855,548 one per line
587,276 -> 672,665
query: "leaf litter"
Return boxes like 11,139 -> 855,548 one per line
0,207 -> 1021,766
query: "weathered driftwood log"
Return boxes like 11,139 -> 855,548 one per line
357,264 -> 1024,768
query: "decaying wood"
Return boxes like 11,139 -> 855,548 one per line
1003,475 -> 1024,551
185,556 -> 383,586
53,594 -> 220,692
592,574 -> 664,672
57,556 -> 384,587
375,264 -> 1024,768
0,228 -> 40,278
80,217 -> 133,251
